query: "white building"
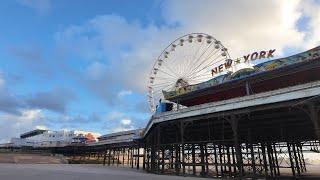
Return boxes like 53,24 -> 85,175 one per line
91,129 -> 144,146
10,129 -> 100,147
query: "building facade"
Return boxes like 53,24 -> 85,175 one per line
10,129 -> 100,147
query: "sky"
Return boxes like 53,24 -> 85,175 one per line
0,0 -> 320,143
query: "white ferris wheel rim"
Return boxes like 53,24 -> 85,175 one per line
147,33 -> 231,112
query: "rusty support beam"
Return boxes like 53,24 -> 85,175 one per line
287,142 -> 296,177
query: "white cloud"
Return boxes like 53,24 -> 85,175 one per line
163,0 -> 305,57
106,111 -> 125,121
0,109 -> 45,143
35,125 -> 48,130
17,0 -> 51,14
22,109 -> 43,120
121,118 -> 131,125
117,90 -> 132,98
0,73 -> 5,89
299,0 -> 320,49
112,126 -> 134,133
110,118 -> 134,133
85,62 -> 109,80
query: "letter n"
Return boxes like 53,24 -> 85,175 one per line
211,67 -> 218,76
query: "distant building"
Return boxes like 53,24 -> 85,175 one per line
10,129 -> 100,147
0,142 -> 14,148
96,129 -> 144,145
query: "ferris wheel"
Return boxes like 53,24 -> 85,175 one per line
147,33 -> 231,112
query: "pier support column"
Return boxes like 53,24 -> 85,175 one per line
108,148 -> 111,166
199,144 -> 206,176
137,146 -> 140,169
303,102 -> 320,140
180,120 -> 186,175
122,148 -> 125,166
227,115 -> 243,177
261,143 -> 269,177
103,146 -> 107,166
192,144 -> 196,175
143,146 -> 146,170
311,105 -> 320,141
174,144 -> 180,175
287,142 -> 296,177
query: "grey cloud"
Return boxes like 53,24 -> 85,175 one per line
8,45 -> 54,77
9,45 -> 43,63
0,89 -> 25,115
42,113 -> 104,133
0,74 -> 25,115
25,88 -> 76,113
0,84 -> 75,115
0,73 -> 76,115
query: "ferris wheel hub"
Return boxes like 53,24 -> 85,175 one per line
175,78 -> 189,89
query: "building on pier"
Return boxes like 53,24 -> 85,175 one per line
10,129 -> 100,147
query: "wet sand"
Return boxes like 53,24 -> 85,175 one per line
0,153 -> 67,164
0,164 -> 215,180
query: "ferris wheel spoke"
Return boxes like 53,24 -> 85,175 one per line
188,52 -> 222,79
181,45 -> 210,78
179,41 -> 200,77
153,76 -> 176,81
168,54 -> 183,77
187,47 -> 216,76
185,47 -> 218,78
153,83 -> 175,94
152,81 -> 176,89
188,49 -> 223,76
190,74 -> 212,81
183,41 -> 207,77
192,49 -> 220,75
152,92 -> 163,99
190,75 -> 213,82
161,61 -> 182,78
186,43 -> 214,75
195,43 -> 214,63
190,72 -> 213,79
187,77 -> 211,85
192,41 -> 206,63
177,44 -> 193,77
189,57 -> 226,80
196,40 -> 223,59
157,68 -> 179,79
190,58 -> 225,79
152,81 -> 175,89
182,45 -> 205,77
